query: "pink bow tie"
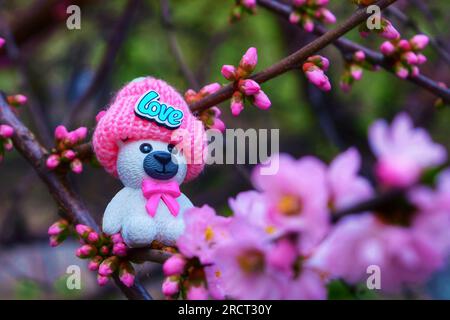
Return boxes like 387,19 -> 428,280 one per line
142,179 -> 181,217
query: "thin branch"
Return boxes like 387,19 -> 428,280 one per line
189,0 -> 400,113
64,0 -> 141,126
257,0 -> 450,104
0,93 -> 153,300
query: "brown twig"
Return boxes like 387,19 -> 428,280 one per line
256,0 -> 450,104
188,0 -> 400,113
0,93 -> 154,300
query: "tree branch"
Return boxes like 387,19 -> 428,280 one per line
257,0 -> 450,103
0,93 -> 154,300
188,0 -> 400,112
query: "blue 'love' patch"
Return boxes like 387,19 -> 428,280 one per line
134,90 -> 184,129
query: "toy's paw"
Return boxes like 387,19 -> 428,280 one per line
121,216 -> 157,248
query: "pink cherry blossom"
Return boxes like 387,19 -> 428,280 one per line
228,190 -> 275,236
369,113 -> 447,188
252,154 -> 330,254
327,148 -> 374,210
311,213 -> 446,292
177,205 -> 231,265
212,221 -> 285,299
187,285 -> 209,300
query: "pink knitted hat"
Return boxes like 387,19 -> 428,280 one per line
93,77 -> 206,182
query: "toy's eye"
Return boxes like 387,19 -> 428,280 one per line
139,143 -> 153,154
167,144 -> 176,153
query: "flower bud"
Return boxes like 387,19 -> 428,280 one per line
119,261 -> 135,288
100,245 -> 110,255
380,41 -> 396,55
70,158 -> 83,174
98,256 -> 119,277
163,254 -> 187,276
292,0 -> 307,6
221,65 -> 237,81
0,37 -> 5,48
162,277 -> 180,297
87,232 -> 100,244
289,12 -> 301,24
239,79 -> 261,95
395,63 -> 409,79
7,94 -> 28,106
111,233 -> 124,244
241,0 -> 256,10
303,18 -> 314,33
88,256 -> 103,271
410,34 -> 429,50
380,19 -> 400,40
76,244 -> 97,259
75,224 -> 93,238
54,125 -> 69,140
73,127 -> 88,141
0,125 -> 14,138
46,154 -> 60,170
350,64 -> 363,80
252,90 -> 272,109
354,50 -> 366,62
238,47 -> 258,74
97,274 -> 109,286
230,91 -> 244,116
61,149 -> 76,161
199,83 -> 221,96
112,242 -> 127,257
48,219 -> 69,236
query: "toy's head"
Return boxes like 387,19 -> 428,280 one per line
93,77 -> 206,188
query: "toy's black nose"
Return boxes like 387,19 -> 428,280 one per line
153,151 -> 171,165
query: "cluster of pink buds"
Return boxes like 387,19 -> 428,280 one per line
289,0 -> 336,32
162,254 -> 209,300
0,124 -> 14,163
380,34 -> 429,79
302,55 -> 331,91
48,220 -> 135,287
221,47 -> 271,116
340,50 -> 374,92
46,125 -> 87,174
185,83 -> 226,132
230,0 -> 257,22
6,94 -> 28,107
74,225 -> 135,287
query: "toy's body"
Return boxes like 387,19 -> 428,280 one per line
93,77 -> 205,248
103,186 -> 192,247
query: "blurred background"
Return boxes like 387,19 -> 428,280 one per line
0,0 -> 449,299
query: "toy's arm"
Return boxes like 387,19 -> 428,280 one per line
102,188 -> 130,235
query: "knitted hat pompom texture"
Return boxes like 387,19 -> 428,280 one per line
93,77 -> 206,182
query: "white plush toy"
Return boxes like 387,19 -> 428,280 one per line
93,77 -> 206,247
